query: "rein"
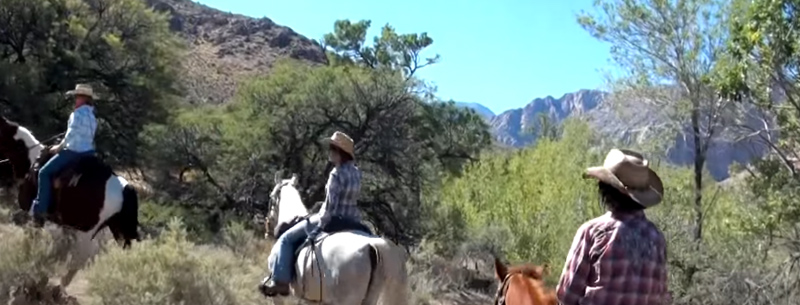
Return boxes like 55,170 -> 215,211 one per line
494,272 -> 514,305
0,132 -> 66,165
301,217 -> 325,303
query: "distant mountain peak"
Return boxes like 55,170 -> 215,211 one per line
454,102 -> 495,120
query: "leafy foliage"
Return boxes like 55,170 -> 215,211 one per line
0,0 -> 182,166
139,59 -> 490,245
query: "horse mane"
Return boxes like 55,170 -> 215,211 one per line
276,181 -> 309,225
495,257 -> 557,305
507,264 -> 547,280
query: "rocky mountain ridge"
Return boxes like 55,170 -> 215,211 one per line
484,89 -> 768,181
146,0 -> 328,104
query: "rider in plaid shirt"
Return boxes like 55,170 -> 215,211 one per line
557,149 -> 670,305
260,131 -> 363,297
318,160 -> 361,228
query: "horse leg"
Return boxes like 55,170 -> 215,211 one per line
60,231 -> 95,288
369,240 -> 409,305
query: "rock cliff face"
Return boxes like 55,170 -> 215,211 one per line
146,0 -> 328,104
490,89 -> 604,147
488,89 -> 768,181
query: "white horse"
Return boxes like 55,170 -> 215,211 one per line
264,172 -> 410,305
0,117 -> 139,289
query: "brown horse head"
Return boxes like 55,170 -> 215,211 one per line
493,256 -> 557,305
0,116 -> 42,186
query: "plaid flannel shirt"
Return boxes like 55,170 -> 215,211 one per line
318,161 -> 362,227
556,211 -> 670,305
63,105 -> 97,153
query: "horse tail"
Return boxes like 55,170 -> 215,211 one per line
120,183 -> 140,247
362,238 -> 409,305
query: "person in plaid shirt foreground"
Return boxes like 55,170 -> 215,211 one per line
556,148 -> 670,305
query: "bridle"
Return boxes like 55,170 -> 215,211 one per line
494,272 -> 515,305
0,132 -> 65,165
265,181 -> 286,235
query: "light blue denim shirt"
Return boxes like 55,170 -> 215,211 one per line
63,105 -> 97,153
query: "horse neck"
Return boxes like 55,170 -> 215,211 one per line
13,126 -> 43,166
502,269 -> 557,305
277,185 -> 308,223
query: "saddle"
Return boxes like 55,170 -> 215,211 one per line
36,154 -> 113,227
277,215 -> 373,238
278,215 -> 374,279
49,154 -> 111,190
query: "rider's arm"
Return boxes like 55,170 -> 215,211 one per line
50,113 -> 74,152
555,223 -> 593,305
318,168 -> 342,228
658,234 -> 671,304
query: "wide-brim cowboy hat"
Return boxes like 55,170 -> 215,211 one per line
323,131 -> 355,159
583,148 -> 664,208
65,84 -> 98,99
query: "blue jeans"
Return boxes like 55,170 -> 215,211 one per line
270,217 -> 320,284
33,149 -> 94,215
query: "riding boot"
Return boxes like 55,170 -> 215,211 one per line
258,276 -> 290,297
29,200 -> 45,228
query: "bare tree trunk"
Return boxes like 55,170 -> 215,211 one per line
691,103 -> 705,244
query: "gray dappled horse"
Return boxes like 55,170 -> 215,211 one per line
264,172 -> 410,305
0,117 -> 139,289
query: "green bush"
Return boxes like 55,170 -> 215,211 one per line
0,225 -> 64,304
83,218 -> 266,305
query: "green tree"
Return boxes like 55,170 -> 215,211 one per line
320,19 -> 440,80
523,112 -> 562,141
577,0 -> 740,288
715,0 -> 800,287
141,58 -> 491,245
0,0 -> 182,166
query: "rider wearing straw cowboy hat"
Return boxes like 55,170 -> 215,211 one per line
556,148 -> 670,305
260,131 -> 363,297
30,84 -> 99,226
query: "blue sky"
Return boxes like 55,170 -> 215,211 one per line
196,0 -> 614,114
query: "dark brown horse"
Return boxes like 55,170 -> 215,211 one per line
493,256 -> 558,305
0,116 -> 140,289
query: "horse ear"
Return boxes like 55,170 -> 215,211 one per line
290,173 -> 298,186
273,170 -> 282,185
494,256 -> 507,280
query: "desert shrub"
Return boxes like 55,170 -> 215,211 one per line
220,220 -> 272,261
0,225 -> 64,303
83,218 -> 265,305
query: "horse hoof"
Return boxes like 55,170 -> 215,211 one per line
11,211 -> 28,226
258,284 -> 271,297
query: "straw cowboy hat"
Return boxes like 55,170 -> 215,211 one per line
65,84 -> 97,99
583,148 -> 664,208
325,131 -> 355,159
